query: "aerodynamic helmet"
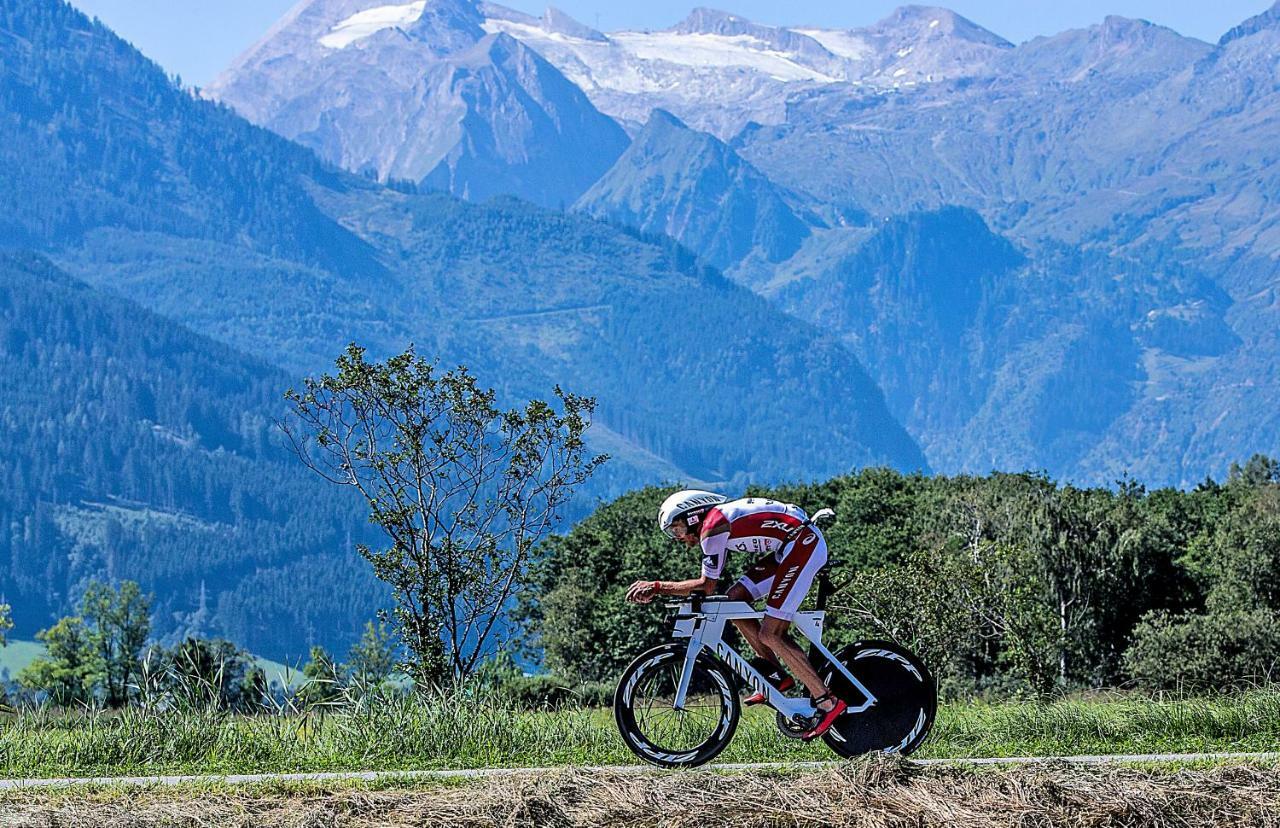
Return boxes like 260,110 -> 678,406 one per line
657,490 -> 727,539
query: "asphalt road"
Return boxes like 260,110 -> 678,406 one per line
3,752 -> 1279,790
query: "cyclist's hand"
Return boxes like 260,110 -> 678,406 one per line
626,580 -> 657,604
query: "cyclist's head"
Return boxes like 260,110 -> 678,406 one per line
658,490 -> 726,547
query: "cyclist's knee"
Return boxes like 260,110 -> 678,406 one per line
725,583 -> 752,602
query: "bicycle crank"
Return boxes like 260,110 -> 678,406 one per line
775,710 -> 819,739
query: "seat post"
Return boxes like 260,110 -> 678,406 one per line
806,566 -> 833,664
816,566 -> 831,612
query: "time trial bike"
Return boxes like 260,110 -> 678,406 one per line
613,589 -> 936,767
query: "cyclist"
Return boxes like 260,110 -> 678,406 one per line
624,490 -> 847,740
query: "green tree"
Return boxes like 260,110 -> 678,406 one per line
81,580 -> 151,707
345,621 -> 396,688
520,461 -> 1275,696
298,645 -> 343,707
0,601 -> 11,647
284,344 -> 605,684
18,617 -> 100,706
798,468 -> 925,570
842,539 -> 1059,697
1229,454 -> 1280,486
1124,472 -> 1280,689
1199,485 -> 1280,612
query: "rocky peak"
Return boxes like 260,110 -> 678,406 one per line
290,0 -> 383,34
668,7 -> 840,71
478,2 -> 538,26
670,7 -> 753,36
542,6 -> 607,42
868,6 -> 1013,48
1002,15 -> 1210,82
407,0 -> 486,55
1095,15 -> 1176,43
444,29 -> 521,68
644,108 -> 690,132
625,108 -> 723,160
1069,15 -> 1210,54
1219,1 -> 1280,46
577,106 -> 815,271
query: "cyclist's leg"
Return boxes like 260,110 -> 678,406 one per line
756,530 -> 834,707
728,557 -> 782,669
759,616 -> 828,704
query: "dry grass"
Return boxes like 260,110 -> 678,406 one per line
4,758 -> 1280,827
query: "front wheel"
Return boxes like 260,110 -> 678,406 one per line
818,640 -> 936,758
614,643 -> 740,767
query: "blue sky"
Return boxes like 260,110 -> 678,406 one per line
71,0 -> 1274,86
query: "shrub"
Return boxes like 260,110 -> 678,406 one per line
1124,610 -> 1280,690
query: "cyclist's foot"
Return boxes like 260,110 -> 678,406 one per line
800,693 -> 848,741
744,675 -> 795,706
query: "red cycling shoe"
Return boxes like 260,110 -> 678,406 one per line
800,693 -> 848,741
744,675 -> 795,706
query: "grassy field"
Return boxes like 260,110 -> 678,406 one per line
2,690 -> 1279,779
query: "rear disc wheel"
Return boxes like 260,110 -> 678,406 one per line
819,640 -> 936,758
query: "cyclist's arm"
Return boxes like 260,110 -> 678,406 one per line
625,573 -> 716,602
653,574 -> 718,597
651,525 -> 728,596
625,526 -> 728,602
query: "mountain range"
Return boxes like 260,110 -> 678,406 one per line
225,0 -> 1280,488
0,0 -> 920,654
208,0 -> 629,209
207,0 -> 1280,488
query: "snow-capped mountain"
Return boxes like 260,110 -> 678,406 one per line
216,1 -> 1014,143
208,0 -> 628,208
479,4 -> 1010,135
795,6 -> 1012,84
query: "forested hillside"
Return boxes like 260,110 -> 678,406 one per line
0,0 -> 379,276
0,254 -> 383,657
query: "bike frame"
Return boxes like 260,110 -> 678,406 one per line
667,596 -> 878,722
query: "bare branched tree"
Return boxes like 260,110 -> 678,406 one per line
282,344 -> 606,684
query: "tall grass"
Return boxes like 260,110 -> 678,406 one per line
933,691 -> 1280,757
3,689 -> 1279,778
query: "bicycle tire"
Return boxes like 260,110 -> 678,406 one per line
818,639 -> 936,758
614,642 -> 740,768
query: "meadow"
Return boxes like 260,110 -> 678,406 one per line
3,690 -> 1279,779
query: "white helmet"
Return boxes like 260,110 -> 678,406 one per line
657,490 -> 727,538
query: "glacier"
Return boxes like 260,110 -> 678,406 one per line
301,1 -> 1011,135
